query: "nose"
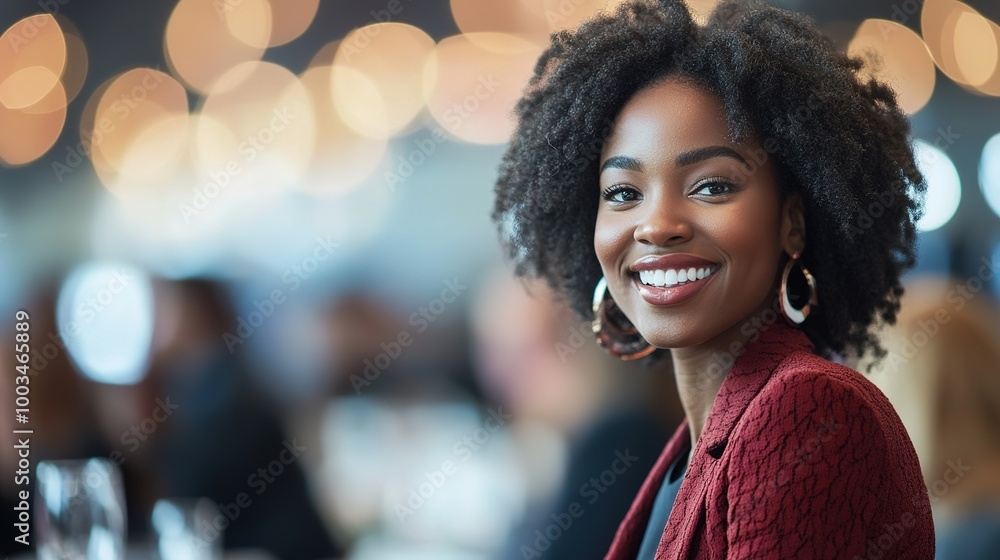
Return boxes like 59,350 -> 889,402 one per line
633,195 -> 693,246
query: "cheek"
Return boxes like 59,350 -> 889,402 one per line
709,198 -> 782,280
593,210 -> 630,272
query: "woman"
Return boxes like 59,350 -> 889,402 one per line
491,0 -> 934,558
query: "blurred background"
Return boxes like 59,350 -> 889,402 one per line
0,0 -> 999,558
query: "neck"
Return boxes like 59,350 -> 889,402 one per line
671,292 -> 781,447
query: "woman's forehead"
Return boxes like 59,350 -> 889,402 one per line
600,79 -> 751,165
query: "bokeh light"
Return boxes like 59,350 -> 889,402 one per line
922,0 -> 1000,88
265,0 -> 320,46
0,80 -> 66,166
979,132 -> 1000,219
197,61 -> 316,194
0,14 -> 67,107
309,40 -> 340,69
300,65 -> 387,196
849,19 -> 936,114
685,0 -> 722,25
55,15 -> 89,104
331,23 -> 436,140
912,139 -> 962,232
540,0 -> 630,33
223,0 -> 273,49
56,261 -> 155,385
424,32 -> 542,144
0,13 -> 70,165
165,0 -> 269,94
972,21 -> 1000,96
950,8 -> 998,87
451,0 -> 550,43
87,68 -> 189,196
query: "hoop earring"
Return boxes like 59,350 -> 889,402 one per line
591,277 -> 656,360
779,251 -> 819,325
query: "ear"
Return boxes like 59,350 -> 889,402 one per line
780,192 -> 806,256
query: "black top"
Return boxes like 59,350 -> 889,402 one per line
635,441 -> 691,559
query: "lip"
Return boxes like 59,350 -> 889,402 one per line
628,254 -> 720,307
629,253 -> 718,272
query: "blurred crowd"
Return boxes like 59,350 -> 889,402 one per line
1,263 -> 998,559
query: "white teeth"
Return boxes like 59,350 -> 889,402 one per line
638,265 -> 718,287
664,269 -> 678,285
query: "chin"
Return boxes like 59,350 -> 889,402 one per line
635,318 -> 707,351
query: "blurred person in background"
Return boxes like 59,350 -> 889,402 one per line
281,278 -> 509,556
491,0 -> 935,557
145,277 -> 342,559
471,265 -> 680,559
865,277 -> 1000,560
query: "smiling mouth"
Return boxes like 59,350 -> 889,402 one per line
634,264 -> 720,288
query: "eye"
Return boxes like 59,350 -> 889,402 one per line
691,178 -> 737,198
601,184 -> 642,204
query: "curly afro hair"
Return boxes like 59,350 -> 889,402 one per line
491,0 -> 926,369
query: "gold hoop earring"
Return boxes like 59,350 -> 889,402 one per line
591,277 -> 656,360
779,251 -> 819,325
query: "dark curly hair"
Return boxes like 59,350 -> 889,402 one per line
491,0 -> 925,369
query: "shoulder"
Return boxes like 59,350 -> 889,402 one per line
756,349 -> 897,427
731,349 -> 907,458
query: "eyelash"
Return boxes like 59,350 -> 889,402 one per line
600,184 -> 639,202
691,177 -> 737,197
600,177 -> 737,203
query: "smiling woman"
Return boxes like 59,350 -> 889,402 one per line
491,0 -> 933,558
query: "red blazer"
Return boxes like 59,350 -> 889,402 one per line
604,320 -> 934,559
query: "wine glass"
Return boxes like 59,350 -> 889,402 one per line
151,497 -> 223,560
35,458 -> 127,560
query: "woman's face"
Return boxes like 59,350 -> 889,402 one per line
595,76 -> 803,350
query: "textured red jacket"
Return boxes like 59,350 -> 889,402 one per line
604,320 -> 935,559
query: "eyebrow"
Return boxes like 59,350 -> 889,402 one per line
600,155 -> 644,174
600,145 -> 750,174
675,145 -> 749,168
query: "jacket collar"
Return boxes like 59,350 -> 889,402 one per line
604,319 -> 815,560
697,318 -> 815,458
